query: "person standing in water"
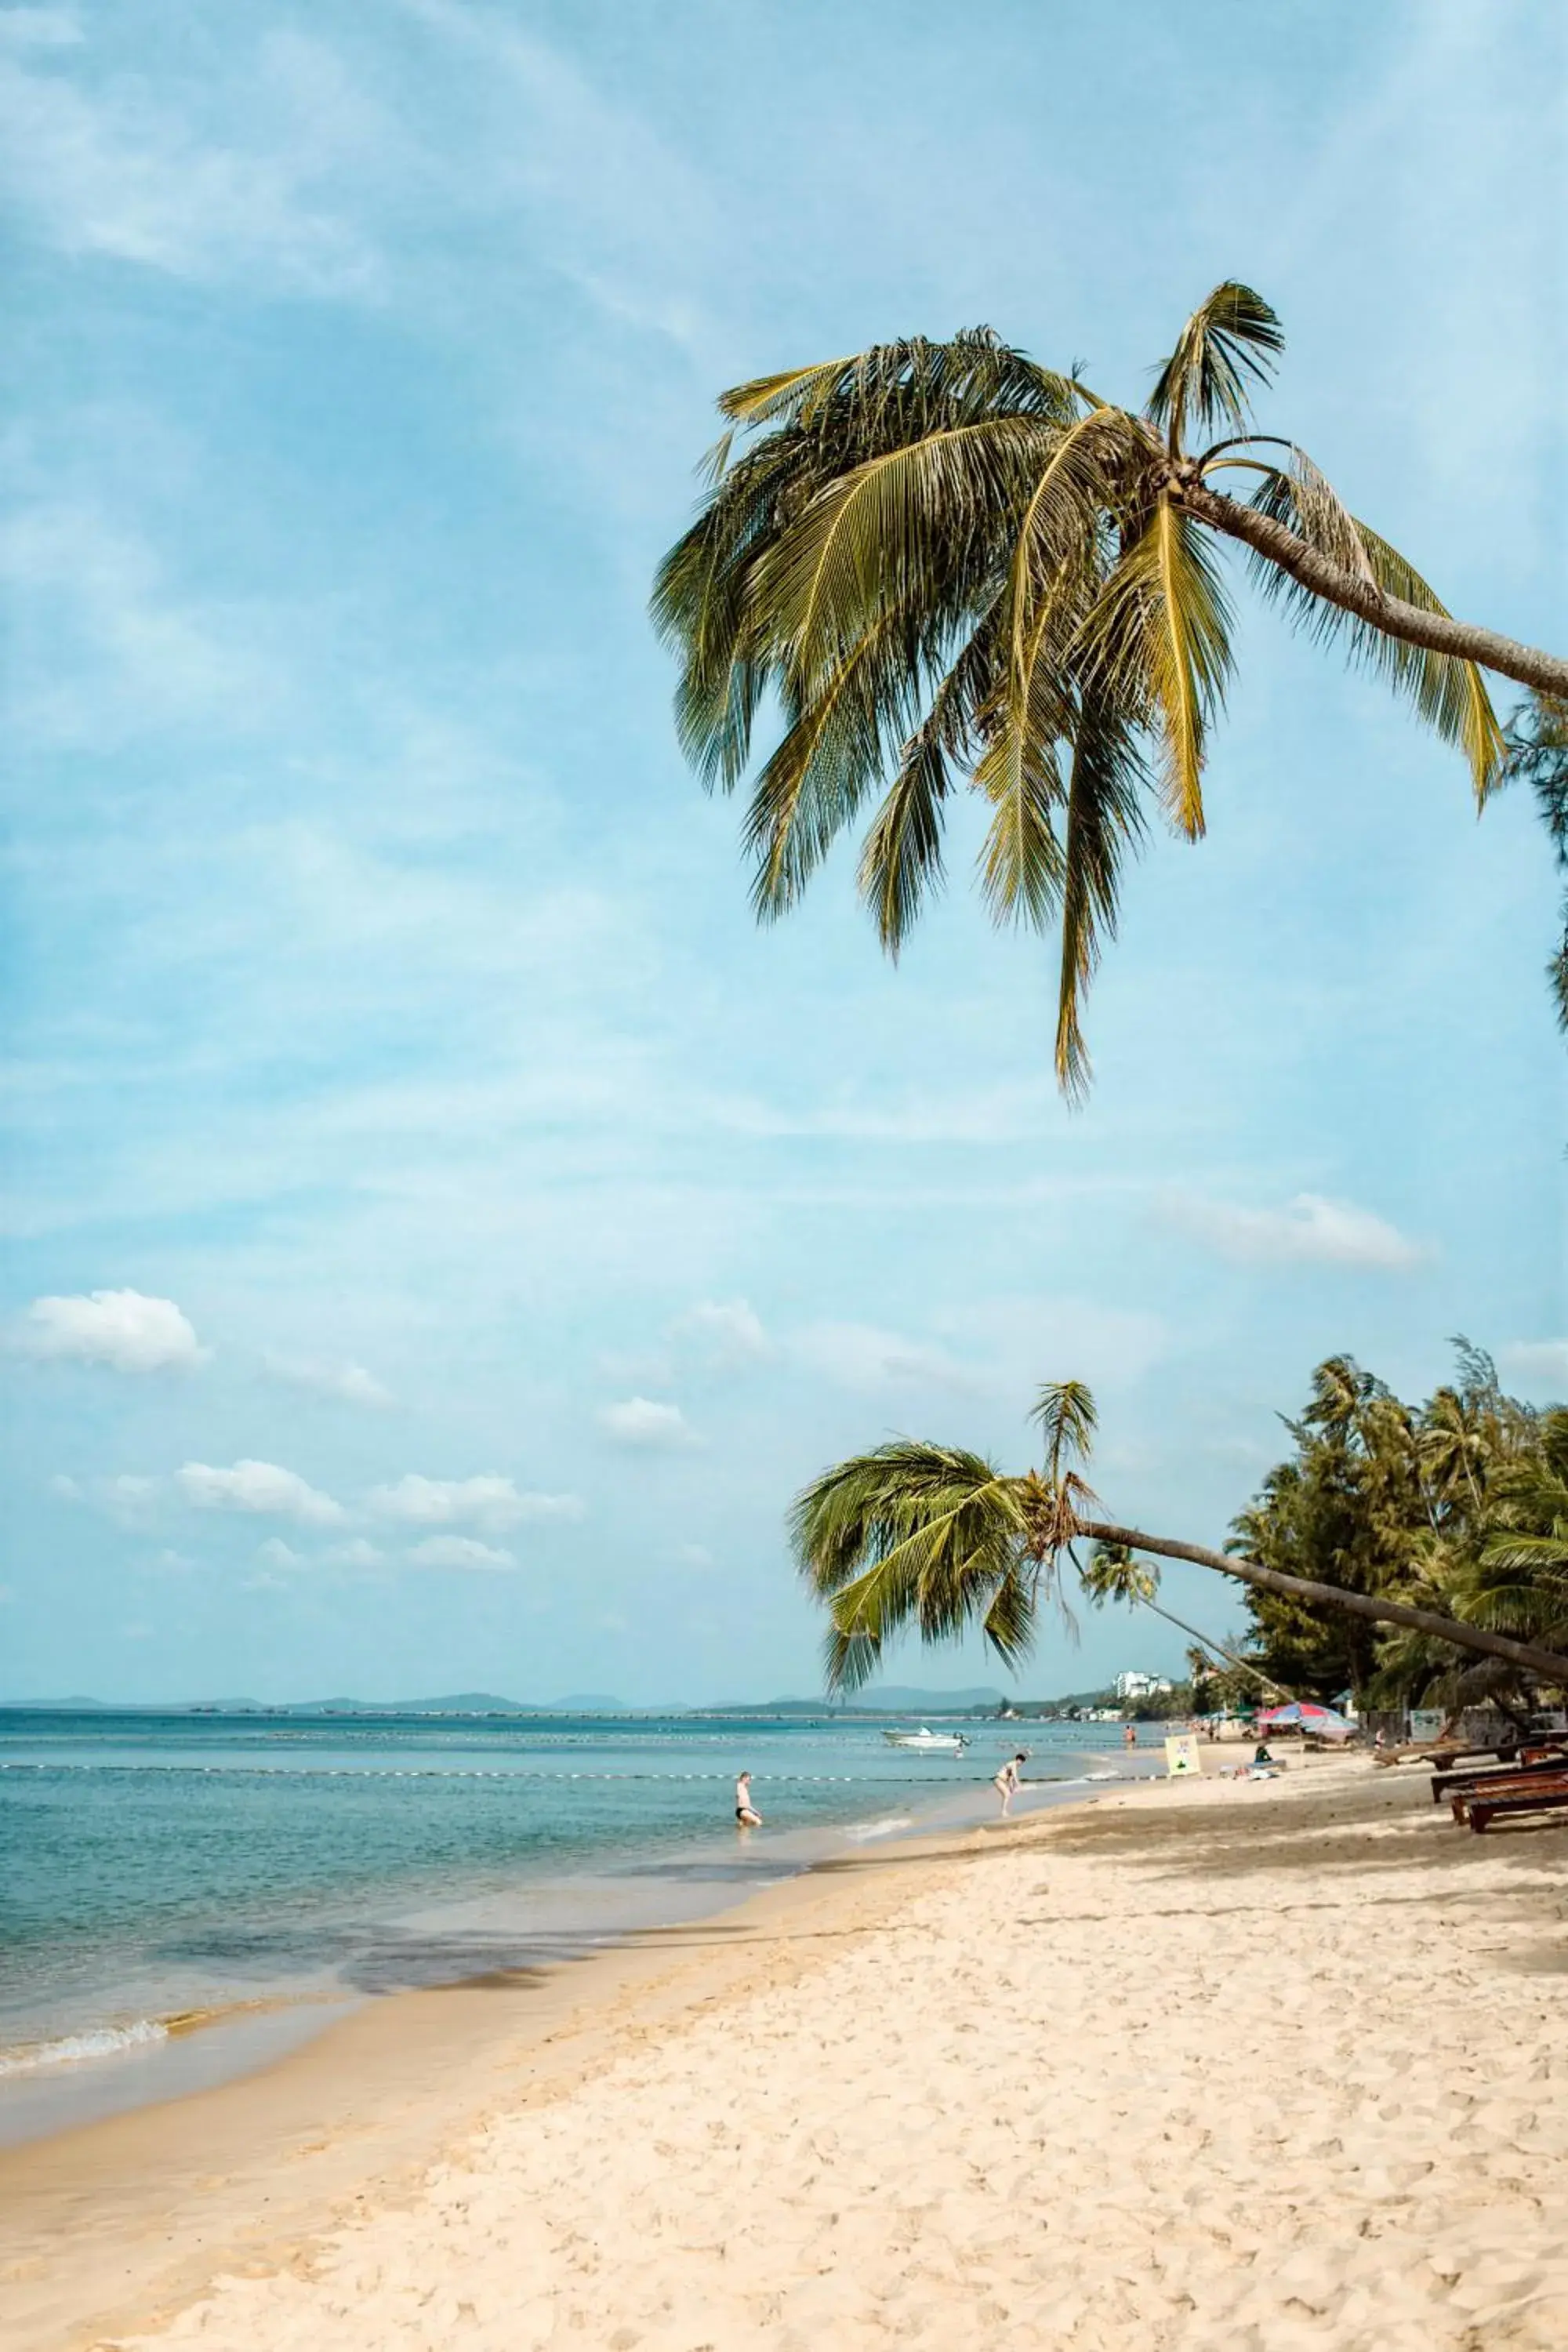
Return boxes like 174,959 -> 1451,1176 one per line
735,1771 -> 762,1828
993,1753 -> 1027,1817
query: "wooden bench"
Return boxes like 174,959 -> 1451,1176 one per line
1429,1742 -> 1525,1772
1449,1768 -> 1568,1824
1467,1780 -> 1568,1834
1432,1750 -> 1568,1802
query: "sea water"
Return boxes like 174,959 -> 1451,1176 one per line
0,1708 -> 1136,2143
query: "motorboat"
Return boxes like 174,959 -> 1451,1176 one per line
882,1726 -> 968,1755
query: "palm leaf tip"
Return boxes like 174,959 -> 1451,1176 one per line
1148,283 -> 1283,451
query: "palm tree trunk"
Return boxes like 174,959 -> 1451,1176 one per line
1181,481 -> 1568,699
1135,1592 -> 1291,1701
1079,1518 -> 1568,1687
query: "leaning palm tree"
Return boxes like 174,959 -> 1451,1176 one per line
791,1381 -> 1568,1694
655,285 -> 1564,1091
1079,1541 -> 1291,1702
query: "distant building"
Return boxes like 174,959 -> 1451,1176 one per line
1115,1670 -> 1174,1701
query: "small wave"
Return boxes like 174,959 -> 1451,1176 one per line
0,2018 -> 169,2077
840,1813 -> 915,1843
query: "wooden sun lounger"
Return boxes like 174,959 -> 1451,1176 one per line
1429,1742 -> 1527,1771
1449,1768 -> 1568,1824
1467,1781 -> 1568,1835
1431,1750 -> 1568,1802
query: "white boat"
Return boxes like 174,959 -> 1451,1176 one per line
882,1726 -> 968,1755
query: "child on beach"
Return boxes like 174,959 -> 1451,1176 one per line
735,1772 -> 762,1828
993,1754 -> 1027,1816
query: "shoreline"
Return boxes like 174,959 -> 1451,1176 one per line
0,1795 -> 1061,2352
0,1744 -> 1138,2150
13,1751 -> 1564,2350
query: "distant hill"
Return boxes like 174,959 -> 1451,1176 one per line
849,1685 -> 1007,1713
5,1683 -> 1009,1717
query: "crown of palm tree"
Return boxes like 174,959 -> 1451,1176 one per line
652,285 -> 1547,1093
790,1373 -> 1568,1696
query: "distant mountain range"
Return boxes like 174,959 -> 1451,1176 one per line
3,1683 -> 1010,1716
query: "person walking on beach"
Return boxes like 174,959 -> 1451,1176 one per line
993,1753 -> 1027,1817
735,1771 -> 762,1828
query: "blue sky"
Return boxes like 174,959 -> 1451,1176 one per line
2,0 -> 1563,1705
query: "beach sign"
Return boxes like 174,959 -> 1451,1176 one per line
1163,1733 -> 1202,1777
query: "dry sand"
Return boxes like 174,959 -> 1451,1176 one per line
6,1757 -> 1568,2352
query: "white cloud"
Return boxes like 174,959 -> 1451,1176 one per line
1162,1192 -> 1425,1272
367,1473 -> 582,1530
789,1322 -> 976,1395
936,1296 -> 1168,1390
322,1536 -> 387,1567
253,1536 -> 304,1570
1500,1341 -> 1568,1392
150,1547 -> 198,1573
597,1396 -> 699,1449
176,1458 -> 346,1525
264,1353 -> 394,1408
0,29 -> 390,295
406,1534 -> 516,1572
53,1471 -> 165,1525
670,1298 -> 770,1367
21,1288 -> 203,1370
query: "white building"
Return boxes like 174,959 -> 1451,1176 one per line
1116,1670 -> 1174,1701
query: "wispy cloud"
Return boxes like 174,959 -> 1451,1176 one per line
367,1473 -> 583,1530
322,1536 -> 388,1568
20,1290 -> 204,1371
176,1458 -> 346,1525
788,1322 -> 976,1396
406,1534 -> 515,1571
1161,1192 -> 1425,1272
52,1471 -> 164,1526
597,1396 -> 699,1449
264,1354 -> 395,1409
1499,1340 -> 1568,1393
0,25 -> 391,295
0,9 -> 83,49
669,1298 -> 771,1368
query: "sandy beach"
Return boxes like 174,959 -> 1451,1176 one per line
5,1756 -> 1567,2352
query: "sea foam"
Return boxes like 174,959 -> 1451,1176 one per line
0,2018 -> 169,2075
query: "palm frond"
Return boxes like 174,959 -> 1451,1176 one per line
1029,1380 -> 1098,1476
1080,1541 -> 1159,1606
1147,283 -> 1283,453
855,621 -> 998,953
750,419 -> 1053,694
1054,695 -> 1147,1100
717,356 -> 860,427
974,719 -> 1065,929
742,603 -> 916,918
790,1439 -> 1031,1693
1087,498 -> 1234,837
1246,463 -> 1504,800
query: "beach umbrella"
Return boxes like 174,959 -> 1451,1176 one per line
1255,1701 -> 1355,1740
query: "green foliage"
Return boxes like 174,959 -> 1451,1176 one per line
791,1348 -> 1568,1703
655,286 -> 1503,1093
1232,1343 -> 1559,1706
1500,693 -> 1568,1029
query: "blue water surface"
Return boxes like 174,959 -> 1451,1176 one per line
0,1707 -> 1132,2132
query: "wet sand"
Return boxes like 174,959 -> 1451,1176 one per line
5,1757 -> 1566,2351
